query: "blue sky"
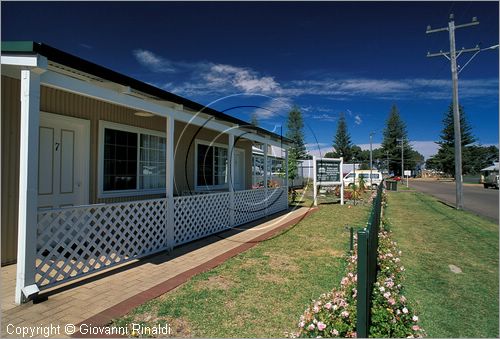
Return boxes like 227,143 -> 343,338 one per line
2,1 -> 499,158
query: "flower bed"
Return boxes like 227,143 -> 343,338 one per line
294,194 -> 425,338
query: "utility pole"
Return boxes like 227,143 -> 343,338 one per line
426,14 -> 480,210
369,132 -> 374,189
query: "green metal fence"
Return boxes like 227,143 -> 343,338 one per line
356,182 -> 384,337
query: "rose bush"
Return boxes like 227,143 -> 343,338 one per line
294,192 -> 425,338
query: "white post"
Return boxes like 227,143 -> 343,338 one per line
263,143 -> 268,216
15,70 -> 41,304
313,156 -> 318,207
165,114 -> 175,250
284,149 -> 289,189
228,134 -> 235,227
340,157 -> 344,205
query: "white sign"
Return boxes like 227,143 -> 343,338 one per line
404,170 -> 412,176
313,156 -> 344,206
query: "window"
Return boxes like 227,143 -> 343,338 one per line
140,135 -> 166,189
101,124 -> 166,195
197,143 -> 228,188
103,129 -> 137,191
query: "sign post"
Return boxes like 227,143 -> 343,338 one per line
404,170 -> 411,188
313,156 -> 344,206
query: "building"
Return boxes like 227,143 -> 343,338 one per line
1,41 -> 292,303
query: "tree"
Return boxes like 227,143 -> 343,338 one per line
250,113 -> 259,127
286,105 -> 308,160
332,112 -> 353,161
381,104 -> 414,176
285,105 -> 308,183
426,104 -> 476,176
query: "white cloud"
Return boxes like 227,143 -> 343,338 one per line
354,115 -> 362,125
251,97 -> 292,120
132,49 -> 498,102
312,113 -> 337,122
133,49 -> 176,73
203,64 -> 280,94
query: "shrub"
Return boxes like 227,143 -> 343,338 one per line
294,193 -> 424,338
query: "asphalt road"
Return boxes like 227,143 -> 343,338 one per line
408,180 -> 499,223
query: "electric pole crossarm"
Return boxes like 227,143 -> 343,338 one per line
455,21 -> 480,30
427,46 -> 480,58
426,27 -> 448,34
426,18 -> 479,34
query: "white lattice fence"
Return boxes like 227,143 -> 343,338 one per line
36,199 -> 167,289
173,192 -> 231,245
267,187 -> 288,215
234,189 -> 266,226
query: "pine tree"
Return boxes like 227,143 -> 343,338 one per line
428,104 -> 476,176
250,113 -> 259,127
286,105 -> 308,160
332,112 -> 353,161
285,105 -> 308,183
381,104 -> 413,176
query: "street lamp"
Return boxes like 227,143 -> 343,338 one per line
396,138 -> 404,179
369,131 -> 375,189
353,156 -> 357,206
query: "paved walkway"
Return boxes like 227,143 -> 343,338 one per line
2,207 -> 314,338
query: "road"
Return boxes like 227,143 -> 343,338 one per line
408,180 -> 499,223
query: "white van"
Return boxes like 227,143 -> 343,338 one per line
343,170 -> 382,189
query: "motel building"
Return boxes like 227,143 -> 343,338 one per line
1,41 -> 292,304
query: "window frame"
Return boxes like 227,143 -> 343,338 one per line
194,139 -> 244,191
98,120 -> 167,198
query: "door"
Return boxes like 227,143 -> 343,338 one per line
38,112 -> 90,209
234,149 -> 245,191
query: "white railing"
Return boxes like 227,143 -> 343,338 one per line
35,187 -> 288,289
173,192 -> 230,246
36,198 -> 167,288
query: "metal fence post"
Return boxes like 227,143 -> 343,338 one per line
356,229 -> 369,338
350,226 -> 354,252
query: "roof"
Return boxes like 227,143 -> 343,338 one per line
1,41 -> 292,144
481,162 -> 499,172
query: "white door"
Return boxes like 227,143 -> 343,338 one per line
234,149 -> 245,191
38,112 -> 90,209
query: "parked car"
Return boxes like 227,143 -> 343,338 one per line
483,174 -> 499,189
343,170 -> 383,189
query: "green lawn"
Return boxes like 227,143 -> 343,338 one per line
113,199 -> 370,337
386,191 -> 499,337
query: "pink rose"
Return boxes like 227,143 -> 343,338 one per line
412,325 -> 420,331
317,322 -> 326,331
324,302 -> 332,310
308,324 -> 315,331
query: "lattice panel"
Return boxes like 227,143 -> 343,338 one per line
234,189 -> 267,226
173,192 -> 230,245
36,199 -> 167,289
267,187 -> 289,215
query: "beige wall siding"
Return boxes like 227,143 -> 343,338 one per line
40,85 -> 167,203
1,75 -> 255,264
1,76 -> 21,265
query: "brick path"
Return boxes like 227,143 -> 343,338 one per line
1,207 -> 315,338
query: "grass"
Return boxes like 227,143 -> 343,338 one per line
386,191 -> 499,337
113,196 -> 370,337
